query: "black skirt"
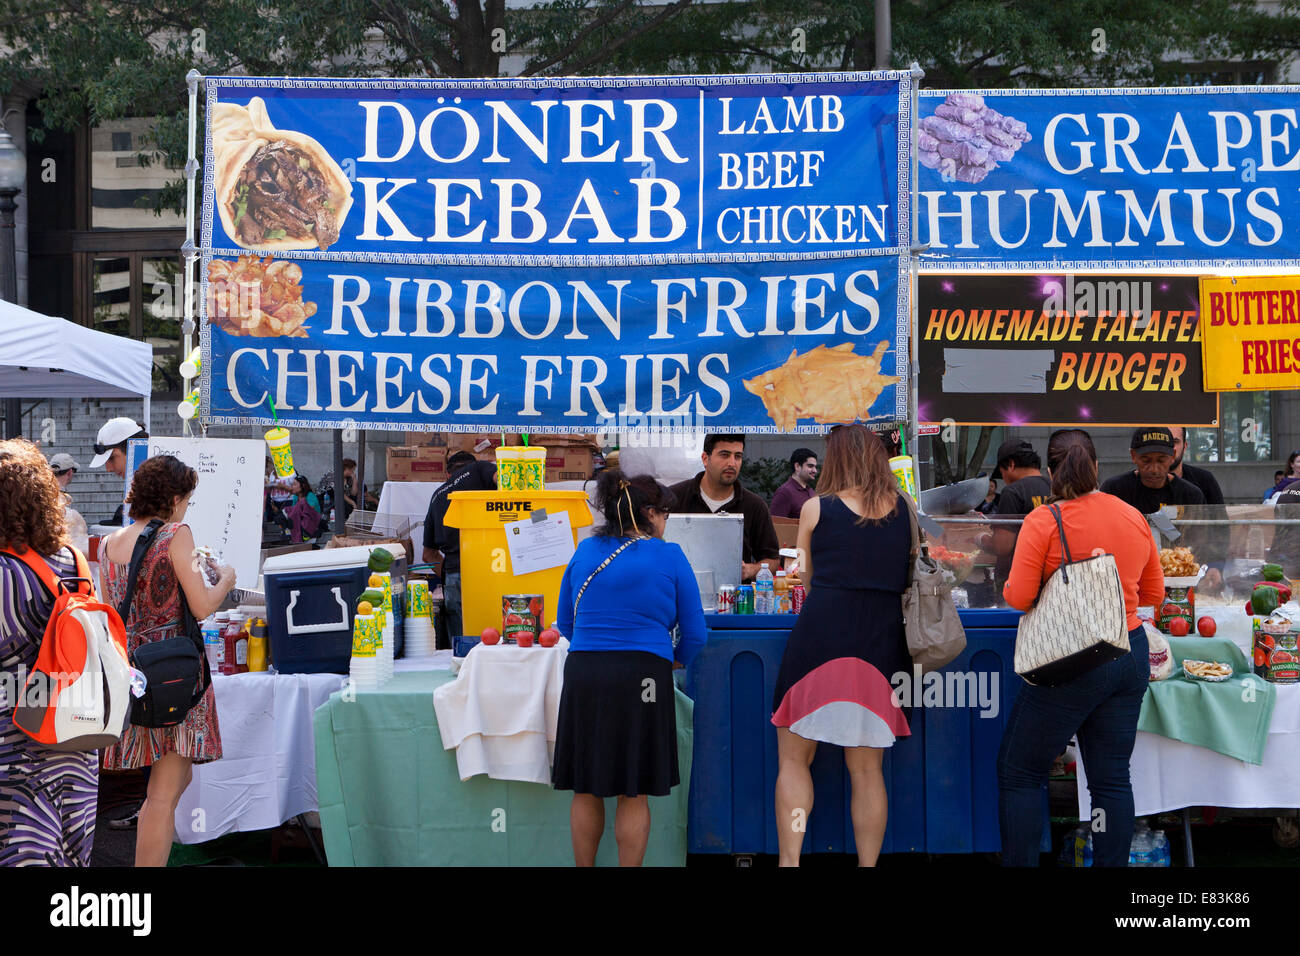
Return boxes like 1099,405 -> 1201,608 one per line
551,651 -> 678,798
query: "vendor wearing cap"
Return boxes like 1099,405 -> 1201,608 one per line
89,416 -> 148,525
981,438 -> 1051,589
49,452 -> 89,555
1101,427 -> 1220,586
1102,427 -> 1207,514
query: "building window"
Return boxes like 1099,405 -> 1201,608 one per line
91,118 -> 184,230
1187,392 -> 1272,463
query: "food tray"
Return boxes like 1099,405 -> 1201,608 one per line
1182,659 -> 1232,682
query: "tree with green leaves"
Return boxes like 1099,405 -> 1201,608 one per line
3,0 -> 1292,216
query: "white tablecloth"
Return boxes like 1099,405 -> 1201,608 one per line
1077,603 -> 1300,817
173,671 -> 346,844
432,640 -> 568,784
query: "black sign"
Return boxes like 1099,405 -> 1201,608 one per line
917,274 -> 1218,427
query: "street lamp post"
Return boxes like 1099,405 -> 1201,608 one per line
0,115 -> 25,439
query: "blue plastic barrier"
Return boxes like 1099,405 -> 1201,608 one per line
684,608 -> 1047,855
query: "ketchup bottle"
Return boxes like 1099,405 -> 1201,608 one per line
222,613 -> 248,675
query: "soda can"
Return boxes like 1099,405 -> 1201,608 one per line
716,585 -> 736,614
407,579 -> 430,618
736,585 -> 755,615
791,584 -> 805,614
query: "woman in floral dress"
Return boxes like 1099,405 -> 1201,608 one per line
100,455 -> 236,867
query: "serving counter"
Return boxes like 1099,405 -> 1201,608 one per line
684,608 -> 1048,856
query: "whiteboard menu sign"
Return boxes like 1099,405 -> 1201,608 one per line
143,436 -> 264,589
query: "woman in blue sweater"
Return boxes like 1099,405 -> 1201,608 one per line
553,469 -> 706,866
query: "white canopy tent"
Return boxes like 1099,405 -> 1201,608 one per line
0,299 -> 153,426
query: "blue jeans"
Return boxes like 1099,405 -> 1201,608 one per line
998,626 -> 1148,867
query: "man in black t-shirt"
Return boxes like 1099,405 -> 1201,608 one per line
982,438 -> 1052,587
1101,427 -> 1208,514
422,451 -> 497,642
1101,427 -> 1211,567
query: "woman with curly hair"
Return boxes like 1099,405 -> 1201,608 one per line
99,455 -> 236,867
0,439 -> 100,866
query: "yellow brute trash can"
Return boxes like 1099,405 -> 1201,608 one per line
443,490 -> 593,638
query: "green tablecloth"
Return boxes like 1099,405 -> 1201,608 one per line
1138,635 -> 1276,765
313,669 -> 692,865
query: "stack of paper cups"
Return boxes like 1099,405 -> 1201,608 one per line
405,579 -> 435,657
350,613 -> 379,688
373,604 -> 392,682
375,573 -> 395,680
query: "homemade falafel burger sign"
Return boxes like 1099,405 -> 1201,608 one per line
197,73 -> 914,433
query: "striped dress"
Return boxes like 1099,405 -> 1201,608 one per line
0,548 -> 98,867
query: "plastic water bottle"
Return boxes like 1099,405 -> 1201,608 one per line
201,615 -> 224,672
755,564 -> 775,614
1129,821 -> 1154,867
1152,830 -> 1170,867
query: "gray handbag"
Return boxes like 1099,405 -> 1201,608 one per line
899,494 -> 967,673
1013,504 -> 1129,686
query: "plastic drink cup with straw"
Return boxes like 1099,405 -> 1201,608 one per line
889,430 -> 917,500
520,446 -> 546,490
495,446 -> 522,491
263,399 -> 295,477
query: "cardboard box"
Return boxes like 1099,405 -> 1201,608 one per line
385,445 -> 448,483
772,517 -> 800,550
402,431 -> 449,447
544,447 -> 598,483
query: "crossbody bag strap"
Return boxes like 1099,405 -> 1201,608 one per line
115,519 -> 166,623
573,538 -> 639,616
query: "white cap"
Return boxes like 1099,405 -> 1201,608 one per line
90,417 -> 145,468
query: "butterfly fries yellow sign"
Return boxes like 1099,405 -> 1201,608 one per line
1199,275 -> 1300,391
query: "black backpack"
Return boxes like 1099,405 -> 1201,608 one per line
116,520 -> 212,728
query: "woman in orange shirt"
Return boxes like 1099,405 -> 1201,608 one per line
999,429 -> 1163,867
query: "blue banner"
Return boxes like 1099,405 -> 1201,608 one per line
917,87 -> 1300,269
203,73 -> 912,262
199,253 -> 908,432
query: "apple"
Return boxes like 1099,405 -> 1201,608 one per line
539,628 -> 561,648
480,627 -> 501,646
1197,616 -> 1217,638
1168,617 -> 1191,637
515,632 -> 535,648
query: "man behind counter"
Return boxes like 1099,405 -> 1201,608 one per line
423,451 -> 498,642
1101,426 -> 1221,587
769,448 -> 818,519
669,434 -> 780,583
982,438 -> 1051,588
1102,427 -> 1207,512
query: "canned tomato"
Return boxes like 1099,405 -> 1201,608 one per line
502,594 -> 543,644
791,584 -> 805,614
735,585 -> 755,615
716,586 -> 736,614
